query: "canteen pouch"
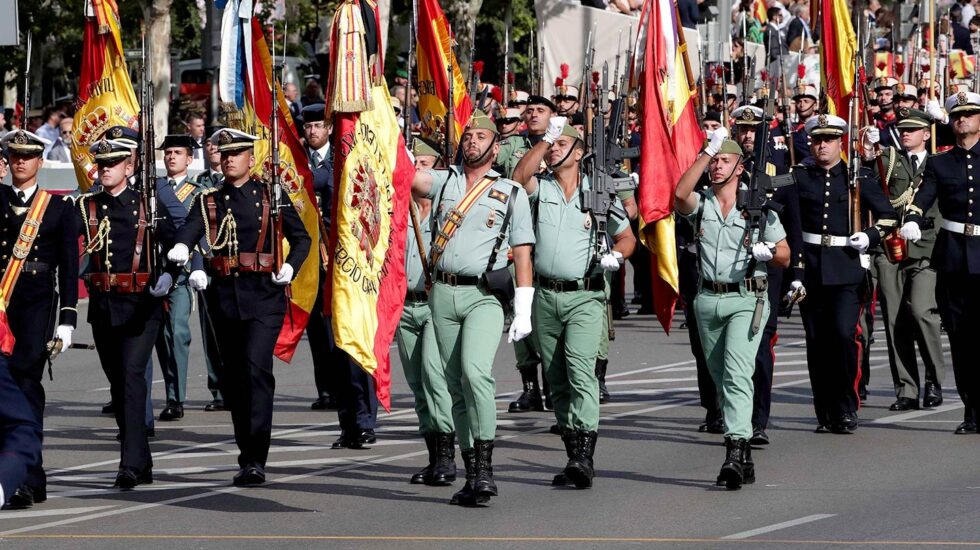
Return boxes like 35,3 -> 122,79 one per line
480,266 -> 515,314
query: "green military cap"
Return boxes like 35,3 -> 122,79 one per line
413,136 -> 441,158
895,107 -> 931,129
560,122 -> 582,141
717,139 -> 743,157
464,110 -> 498,135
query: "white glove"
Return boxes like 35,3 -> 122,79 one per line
900,221 -> 921,242
785,279 -> 806,302
507,287 -> 534,343
543,116 -> 568,145
167,243 -> 190,266
848,232 -> 870,253
789,280 -> 803,292
925,99 -> 947,124
188,270 -> 209,291
751,241 -> 775,262
863,126 -> 880,146
149,272 -> 173,297
704,127 -> 729,156
55,325 -> 73,352
600,250 -> 624,271
272,263 -> 294,285
630,172 -> 639,186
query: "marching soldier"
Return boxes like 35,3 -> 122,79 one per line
78,137 -> 177,488
901,91 -> 980,434
873,77 -> 901,148
511,117 -> 636,488
863,109 -> 945,411
397,137 -> 456,486
166,128 -> 311,485
494,107 -> 528,178
0,353 -> 41,509
674,132 -> 790,489
411,111 -> 536,506
0,130 -> 79,508
795,115 -> 897,434
792,84 -> 819,165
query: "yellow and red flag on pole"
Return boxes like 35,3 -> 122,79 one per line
217,2 -> 321,362
416,0 -> 474,147
874,52 -> 895,78
951,50 -> 976,79
70,0 -> 140,191
820,0 -> 856,117
752,0 -> 768,24
636,0 -> 704,334
327,0 -> 414,411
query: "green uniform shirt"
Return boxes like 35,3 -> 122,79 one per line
684,188 -> 786,283
426,166 -> 535,276
530,174 -> 631,280
405,205 -> 432,293
876,146 -> 942,259
495,134 -> 532,178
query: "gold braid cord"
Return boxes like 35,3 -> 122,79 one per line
200,198 -> 239,256
78,196 -> 113,270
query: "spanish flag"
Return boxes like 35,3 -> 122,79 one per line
416,0 -> 474,151
217,3 -> 321,362
70,0 -> 140,191
637,0 -> 704,334
752,0 -> 768,23
874,52 -> 895,78
0,293 -> 14,356
820,0 -> 856,117
328,0 -> 413,411
951,50 -> 975,79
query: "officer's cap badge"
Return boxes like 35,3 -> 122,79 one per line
742,109 -> 755,121
97,140 -> 111,154
958,91 -> 968,106
218,131 -> 233,145
110,127 -> 123,138
817,114 -> 828,128
12,131 -> 27,145
898,107 -> 910,118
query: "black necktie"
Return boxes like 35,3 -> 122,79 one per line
169,178 -> 177,190
17,191 -> 26,203
910,155 -> 919,173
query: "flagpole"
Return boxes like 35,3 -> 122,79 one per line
929,0 -> 936,154
673,0 -> 699,114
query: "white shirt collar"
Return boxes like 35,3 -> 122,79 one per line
15,183 -> 38,202
909,150 -> 926,165
169,175 -> 187,186
314,143 -> 330,161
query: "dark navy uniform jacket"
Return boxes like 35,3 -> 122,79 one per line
907,141 -> 980,274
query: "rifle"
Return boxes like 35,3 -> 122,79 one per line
973,31 -> 980,92
847,8 -> 863,235
529,29 -> 536,96
22,30 -> 32,128
139,30 -> 161,283
269,28 -> 287,290
445,62 -> 455,164
743,55 -> 756,107
404,0 -> 415,145
502,18 -> 511,115
581,64 -> 638,269
721,38 -> 733,129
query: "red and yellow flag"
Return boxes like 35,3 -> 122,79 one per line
752,0 -> 768,23
416,0 -> 474,149
328,0 -> 413,411
820,0 -> 856,117
874,52 -> 895,78
70,0 -> 140,191
951,50 -> 976,79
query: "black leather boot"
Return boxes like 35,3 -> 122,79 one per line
551,428 -> 577,486
508,368 -> 544,413
717,437 -> 747,490
564,430 -> 597,488
449,450 -> 489,506
427,432 -> 457,486
471,439 -> 498,498
741,441 -> 756,485
542,369 -> 553,410
595,358 -> 610,404
410,433 -> 436,484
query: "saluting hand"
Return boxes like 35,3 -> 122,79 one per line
543,117 -> 567,145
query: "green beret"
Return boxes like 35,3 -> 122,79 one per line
560,123 -> 582,141
464,110 -> 498,136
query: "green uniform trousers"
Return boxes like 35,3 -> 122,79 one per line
395,299 -> 455,434
156,276 -> 192,403
429,282 -> 504,451
873,255 -> 945,398
597,273 -> 613,361
693,289 -> 769,440
534,287 -> 604,431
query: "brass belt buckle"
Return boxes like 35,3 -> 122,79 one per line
712,281 -> 727,293
445,272 -> 457,285
965,223 -> 979,237
820,234 -> 832,247
228,256 -> 239,268
108,273 -> 118,286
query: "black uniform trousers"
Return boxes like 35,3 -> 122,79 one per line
936,271 -> 980,424
321,315 -> 378,433
7,281 -> 57,492
679,249 -> 718,417
210,308 -> 281,469
306,280 -> 338,400
752,267 -> 782,430
800,282 -> 864,424
92,315 -> 160,473
0,354 -> 41,501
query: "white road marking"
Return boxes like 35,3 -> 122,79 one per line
873,403 -> 965,424
0,505 -> 118,520
721,513 -> 836,540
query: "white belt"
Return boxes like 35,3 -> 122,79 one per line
802,232 -> 849,247
941,220 -> 980,237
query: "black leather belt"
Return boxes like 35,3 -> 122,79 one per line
2,261 -> 51,275
436,271 -> 480,286
701,278 -> 768,293
535,274 -> 605,292
406,290 -> 428,302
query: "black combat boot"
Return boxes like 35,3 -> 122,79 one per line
542,369 -> 553,410
564,430 -> 597,489
427,432 -> 457,486
595,358 -> 610,404
741,441 -> 756,485
410,433 -> 436,484
471,439 -> 498,498
449,450 -> 489,506
717,437 -> 748,490
508,368 -> 544,412
551,428 -> 578,486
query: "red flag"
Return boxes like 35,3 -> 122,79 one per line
416,0 -> 474,146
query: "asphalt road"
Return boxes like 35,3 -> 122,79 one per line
0,288 -> 977,549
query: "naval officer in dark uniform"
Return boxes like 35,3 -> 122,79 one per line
77,137 -> 178,489
0,130 -> 79,508
794,114 -> 897,434
167,128 -> 311,485
901,90 -> 980,434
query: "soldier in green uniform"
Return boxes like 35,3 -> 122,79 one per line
674,133 -> 790,489
411,111 -> 536,507
512,118 -> 636,488
397,138 -> 456,487
494,107 -> 530,179
863,109 -> 946,410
